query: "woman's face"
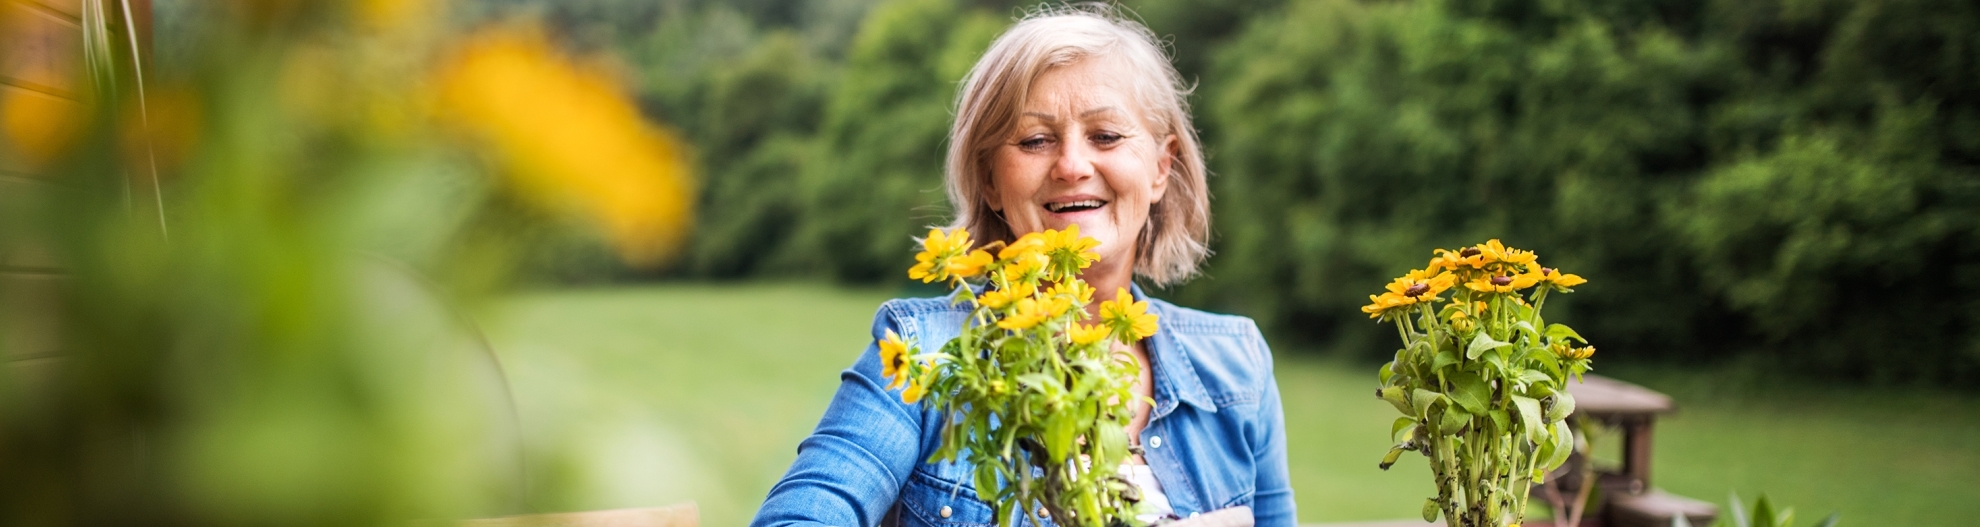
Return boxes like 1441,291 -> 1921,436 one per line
988,57 -> 1176,272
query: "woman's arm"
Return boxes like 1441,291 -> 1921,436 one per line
1250,347 -> 1298,527
751,307 -> 924,527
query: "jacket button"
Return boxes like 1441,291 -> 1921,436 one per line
1149,435 -> 1163,449
1038,507 -> 1050,518
940,506 -> 952,518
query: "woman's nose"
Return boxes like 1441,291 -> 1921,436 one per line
1052,139 -> 1097,183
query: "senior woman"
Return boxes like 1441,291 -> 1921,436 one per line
752,7 -> 1293,527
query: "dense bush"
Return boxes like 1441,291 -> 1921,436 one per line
1188,0 -> 1980,384
488,0 -> 1980,385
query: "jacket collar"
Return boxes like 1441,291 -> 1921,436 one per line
1133,283 -> 1218,420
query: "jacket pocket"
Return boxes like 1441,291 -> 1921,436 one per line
898,468 -> 996,527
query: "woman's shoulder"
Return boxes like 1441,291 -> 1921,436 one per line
869,291 -> 974,343
1144,297 -> 1265,339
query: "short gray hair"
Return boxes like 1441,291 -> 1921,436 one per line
943,4 -> 1211,287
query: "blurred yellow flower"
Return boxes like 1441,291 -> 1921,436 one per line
1099,288 -> 1158,341
1000,231 -> 1049,260
999,250 -> 1050,285
1047,280 -> 1094,306
998,297 -> 1052,331
977,281 -> 1036,310
879,329 -> 910,390
901,377 -> 927,404
435,28 -> 695,267
947,249 -> 994,279
1044,224 -> 1101,272
2,88 -> 85,169
1068,323 -> 1110,346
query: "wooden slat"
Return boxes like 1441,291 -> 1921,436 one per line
1,270 -> 63,361
449,504 -> 699,527
1565,374 -> 1674,417
1,1 -> 84,97
22,0 -> 84,21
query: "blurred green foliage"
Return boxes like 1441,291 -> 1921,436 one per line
487,0 -> 1980,386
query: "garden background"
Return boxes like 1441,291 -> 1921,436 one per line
1,0 -> 1975,526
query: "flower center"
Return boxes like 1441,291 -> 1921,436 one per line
1490,275 -> 1513,286
1540,267 -> 1555,276
1459,247 -> 1482,258
1404,283 -> 1430,297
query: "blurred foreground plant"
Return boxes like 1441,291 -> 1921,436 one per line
884,226 -> 1153,527
0,1 -> 690,525
1366,240 -> 1593,527
1672,493 -> 1840,527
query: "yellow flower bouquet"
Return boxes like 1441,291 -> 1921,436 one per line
1365,240 -> 1594,527
884,226 -> 1157,527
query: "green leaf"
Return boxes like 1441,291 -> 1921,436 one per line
1671,513 -> 1693,527
1753,494 -> 1777,527
1422,498 -> 1440,522
975,465 -> 1000,504
1379,362 -> 1395,385
1380,445 -> 1406,470
1095,420 -> 1126,461
1812,512 -> 1841,527
1546,323 -> 1586,344
1411,388 -> 1446,417
1512,395 -> 1544,442
1488,409 -> 1510,433
1467,332 -> 1513,360
1439,406 -> 1473,432
1432,348 -> 1460,372
1391,417 -> 1416,441
1513,320 -> 1540,340
1519,370 -> 1552,386
1546,392 -> 1577,422
1542,421 -> 1574,470
1015,372 -> 1057,395
1043,414 -> 1074,462
1729,492 -> 1750,527
1380,386 -> 1413,415
1446,372 -> 1491,414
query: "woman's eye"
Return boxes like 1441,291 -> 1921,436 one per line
1018,136 -> 1053,150
1091,132 -> 1124,146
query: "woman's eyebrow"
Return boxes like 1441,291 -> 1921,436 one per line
1081,106 -> 1119,117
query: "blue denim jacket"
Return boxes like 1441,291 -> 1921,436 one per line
752,285 -> 1295,527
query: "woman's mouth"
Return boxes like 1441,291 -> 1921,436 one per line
1043,199 -> 1107,214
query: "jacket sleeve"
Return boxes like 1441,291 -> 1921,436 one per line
1250,336 -> 1298,527
751,303 -> 925,527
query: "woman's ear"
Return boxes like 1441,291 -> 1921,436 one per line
985,180 -> 1004,212
1150,134 -> 1177,203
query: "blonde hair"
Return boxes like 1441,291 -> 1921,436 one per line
943,4 -> 1211,287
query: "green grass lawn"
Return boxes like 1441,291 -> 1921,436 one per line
484,283 -> 1980,526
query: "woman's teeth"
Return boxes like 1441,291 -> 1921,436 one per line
1044,200 -> 1106,213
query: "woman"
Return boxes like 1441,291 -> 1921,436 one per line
752,7 -> 1293,527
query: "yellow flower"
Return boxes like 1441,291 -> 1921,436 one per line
1047,280 -> 1094,307
1465,272 -> 1540,294
1044,224 -> 1102,274
901,377 -> 927,404
436,28 -> 694,267
947,249 -> 995,279
1475,239 -> 1537,267
1526,266 -> 1588,290
1552,344 -> 1595,360
977,281 -> 1038,309
1361,292 -> 1411,319
998,297 -> 1052,330
1068,323 -> 1110,346
1430,246 -> 1489,271
999,250 -> 1050,285
1384,269 -> 1457,302
909,228 -> 976,283
1000,231 -> 1049,260
1099,288 -> 1159,341
1447,309 -> 1476,333
878,329 -> 911,390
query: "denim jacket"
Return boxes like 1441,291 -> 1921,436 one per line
752,285 -> 1295,527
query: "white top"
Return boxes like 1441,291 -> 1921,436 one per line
1121,463 -> 1174,524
